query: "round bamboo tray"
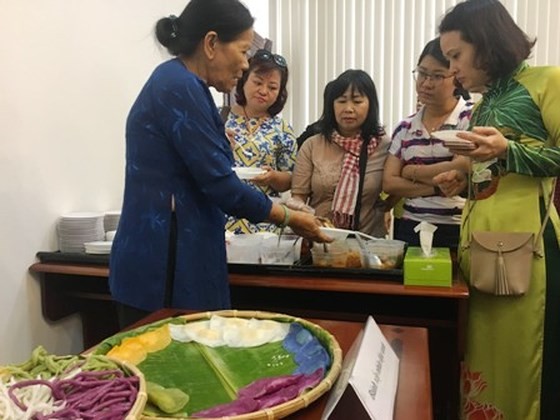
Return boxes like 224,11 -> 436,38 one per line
141,309 -> 343,420
109,357 -> 148,420
0,353 -> 147,419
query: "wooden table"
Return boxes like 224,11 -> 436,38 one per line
124,308 -> 433,420
29,262 -> 468,351
30,260 -> 466,419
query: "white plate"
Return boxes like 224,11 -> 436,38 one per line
430,130 -> 468,142
60,212 -> 104,219
233,167 -> 267,180
84,240 -> 112,254
442,140 -> 476,150
431,130 -> 475,150
319,227 -> 379,241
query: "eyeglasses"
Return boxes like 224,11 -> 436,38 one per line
252,49 -> 287,68
412,68 -> 454,84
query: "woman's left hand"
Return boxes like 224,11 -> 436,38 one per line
433,169 -> 467,197
455,126 -> 508,161
251,165 -> 275,187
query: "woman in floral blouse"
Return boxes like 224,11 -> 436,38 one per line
225,49 -> 297,234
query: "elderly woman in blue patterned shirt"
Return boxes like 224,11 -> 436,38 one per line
109,0 -> 329,328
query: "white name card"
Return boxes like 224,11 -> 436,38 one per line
321,316 -> 400,420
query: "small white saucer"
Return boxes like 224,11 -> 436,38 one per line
431,130 -> 476,150
233,167 -> 267,180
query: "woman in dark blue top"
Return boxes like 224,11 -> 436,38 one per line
110,0 -> 329,327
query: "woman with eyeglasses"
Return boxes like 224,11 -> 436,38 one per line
109,0 -> 330,328
433,1 -> 560,418
224,49 -> 297,234
291,69 -> 391,238
382,38 -> 474,248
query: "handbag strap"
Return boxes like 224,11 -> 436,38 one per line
534,178 -> 557,254
462,170 -> 556,257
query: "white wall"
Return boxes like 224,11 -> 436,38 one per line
0,0 -> 267,364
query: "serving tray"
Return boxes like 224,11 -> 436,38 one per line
36,252 -> 403,281
229,254 -> 403,281
92,310 -> 343,419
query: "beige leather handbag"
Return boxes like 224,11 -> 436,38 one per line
462,180 -> 555,296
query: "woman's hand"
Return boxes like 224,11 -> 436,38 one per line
453,127 -> 508,161
252,166 -> 292,192
433,170 -> 467,197
284,197 -> 315,214
268,203 -> 332,243
251,165 -> 276,186
288,210 -> 333,243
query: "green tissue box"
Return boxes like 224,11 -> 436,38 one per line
403,247 -> 452,287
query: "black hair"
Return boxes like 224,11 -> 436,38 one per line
418,37 -> 449,68
439,0 -> 535,80
155,0 -> 254,57
234,53 -> 289,117
418,37 -> 470,100
320,69 -> 384,141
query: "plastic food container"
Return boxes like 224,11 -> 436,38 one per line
345,239 -> 365,268
363,239 -> 406,269
226,234 -> 263,264
260,235 -> 302,265
310,241 -> 350,268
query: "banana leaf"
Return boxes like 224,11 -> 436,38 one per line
135,340 -> 298,415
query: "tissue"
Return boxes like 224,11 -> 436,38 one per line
404,222 -> 452,287
413,221 -> 438,257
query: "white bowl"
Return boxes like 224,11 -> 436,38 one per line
233,167 -> 266,180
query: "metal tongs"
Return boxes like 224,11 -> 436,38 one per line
276,228 -> 301,261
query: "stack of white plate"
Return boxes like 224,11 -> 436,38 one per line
104,210 -> 121,232
84,241 -> 113,254
105,230 -> 117,241
57,212 -> 105,253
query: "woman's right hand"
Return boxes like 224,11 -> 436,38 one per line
287,210 -> 333,243
433,170 -> 467,197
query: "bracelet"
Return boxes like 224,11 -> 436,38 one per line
279,204 -> 291,227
